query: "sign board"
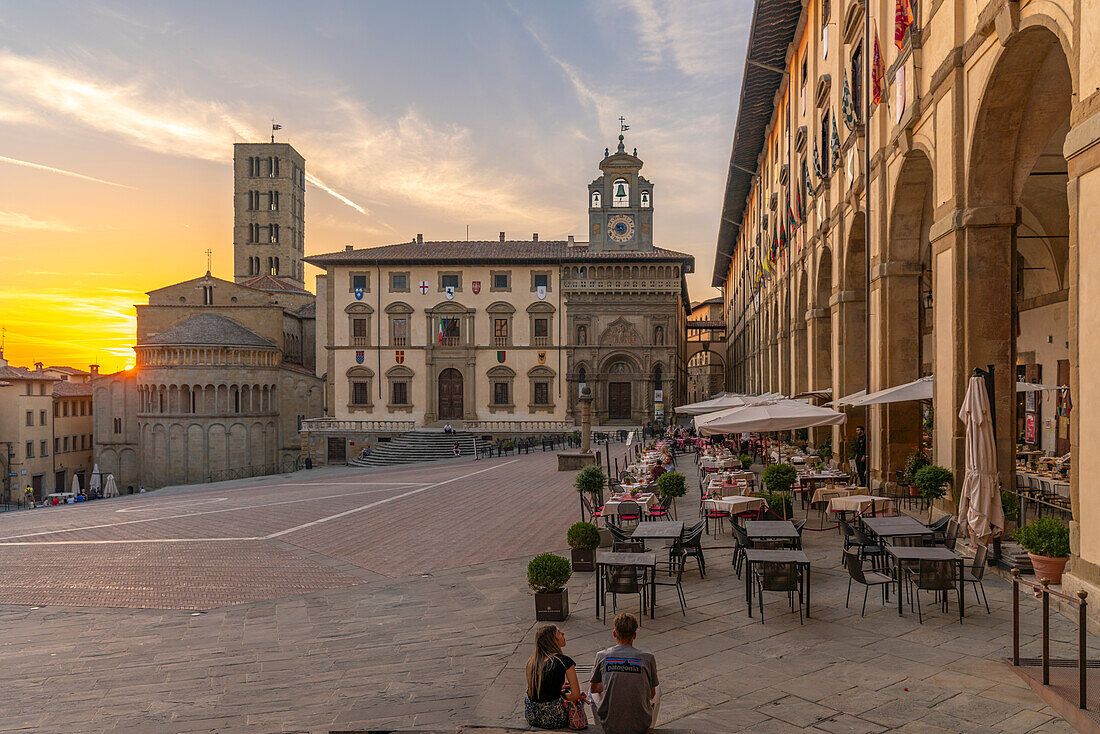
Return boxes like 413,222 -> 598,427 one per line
654,389 -> 663,402
1024,413 -> 1038,443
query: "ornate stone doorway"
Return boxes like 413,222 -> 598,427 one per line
608,382 -> 631,420
438,368 -> 464,420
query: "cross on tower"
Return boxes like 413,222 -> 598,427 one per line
205,249 -> 212,273
619,116 -> 629,132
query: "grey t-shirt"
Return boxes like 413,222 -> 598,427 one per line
591,643 -> 659,734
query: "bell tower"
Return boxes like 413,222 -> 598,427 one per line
587,132 -> 654,253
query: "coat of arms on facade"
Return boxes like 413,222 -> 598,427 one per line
419,280 -> 429,294
472,281 -> 481,294
445,286 -> 455,300
496,350 -> 506,363
355,350 -> 365,364
537,351 -> 546,364
395,350 -> 404,364
536,285 -> 547,300
354,286 -> 364,300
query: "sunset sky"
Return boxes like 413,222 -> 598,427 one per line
0,0 -> 749,373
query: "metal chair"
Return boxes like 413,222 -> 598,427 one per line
942,518 -> 959,551
843,549 -> 892,617
647,501 -> 670,520
679,521 -> 707,578
730,522 -> 751,578
615,500 -> 642,529
702,499 -> 728,537
606,523 -> 633,544
653,549 -> 687,615
601,562 -> 647,622
965,544 -> 991,614
752,561 -> 804,624
905,558 -> 961,624
792,519 -> 807,550
581,495 -> 605,527
841,519 -> 884,569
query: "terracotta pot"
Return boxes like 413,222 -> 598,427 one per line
909,486 -> 921,497
570,548 -> 595,572
1027,553 -> 1069,585
535,589 -> 569,621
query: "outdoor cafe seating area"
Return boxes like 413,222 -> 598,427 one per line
583,438 -> 980,626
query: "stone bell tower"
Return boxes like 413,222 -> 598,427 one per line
587,133 -> 654,253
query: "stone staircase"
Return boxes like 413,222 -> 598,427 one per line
349,430 -> 487,467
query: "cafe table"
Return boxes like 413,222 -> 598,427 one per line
745,520 -> 800,545
631,521 -> 684,546
883,545 -> 964,620
707,495 -> 767,517
862,515 -> 934,542
827,495 -> 896,516
595,550 -> 657,619
743,548 -> 811,618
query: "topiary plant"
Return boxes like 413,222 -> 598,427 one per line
818,437 -> 832,459
903,449 -> 930,485
760,490 -> 793,520
739,454 -> 754,467
574,464 -> 606,505
912,464 -> 953,502
567,522 -> 601,551
762,463 -> 797,494
527,552 -> 573,593
1012,518 -> 1070,558
655,471 -> 687,503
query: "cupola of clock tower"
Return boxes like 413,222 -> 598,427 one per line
587,132 -> 654,253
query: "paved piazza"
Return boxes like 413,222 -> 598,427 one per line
0,450 -> 1087,732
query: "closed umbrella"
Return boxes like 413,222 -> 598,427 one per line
696,400 -> 848,436
89,464 -> 101,494
957,375 -> 1005,545
103,474 -> 119,498
71,474 -> 80,495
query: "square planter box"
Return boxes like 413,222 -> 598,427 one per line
571,548 -> 595,572
535,589 -> 569,621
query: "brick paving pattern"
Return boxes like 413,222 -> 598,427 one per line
0,449 -> 1088,732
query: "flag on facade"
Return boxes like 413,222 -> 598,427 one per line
813,136 -> 824,179
830,113 -> 842,172
895,0 -> 914,50
842,71 -> 857,130
787,196 -> 797,232
872,31 -> 886,105
795,171 -> 805,220
802,162 -> 813,210
438,318 -> 444,344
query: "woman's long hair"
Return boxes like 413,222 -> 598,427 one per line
525,625 -> 562,698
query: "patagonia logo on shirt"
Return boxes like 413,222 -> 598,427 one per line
603,657 -> 644,674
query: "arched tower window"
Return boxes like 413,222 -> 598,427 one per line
612,178 -> 629,207
578,366 -> 587,384
641,191 -> 651,208
591,190 -> 601,208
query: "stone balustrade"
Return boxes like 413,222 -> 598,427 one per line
300,419 -> 416,433
461,419 -> 576,434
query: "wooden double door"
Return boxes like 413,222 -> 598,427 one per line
438,368 -> 464,420
608,382 -> 632,421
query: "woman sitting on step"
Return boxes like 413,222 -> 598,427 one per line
524,624 -> 585,729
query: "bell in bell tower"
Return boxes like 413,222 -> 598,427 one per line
587,123 -> 654,253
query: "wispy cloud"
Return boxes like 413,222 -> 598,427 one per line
0,211 -> 76,233
0,154 -> 134,188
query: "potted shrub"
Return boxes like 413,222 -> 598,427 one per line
739,453 -> 754,469
1013,518 -> 1070,584
527,552 -> 572,621
574,464 -> 606,511
567,522 -> 601,571
818,437 -> 833,460
655,471 -> 687,518
903,449 -> 931,497
762,463 -> 797,495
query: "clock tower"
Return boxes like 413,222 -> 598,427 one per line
587,134 -> 654,253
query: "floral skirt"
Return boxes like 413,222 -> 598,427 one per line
524,695 -> 568,729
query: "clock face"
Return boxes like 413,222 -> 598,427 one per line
608,214 -> 635,242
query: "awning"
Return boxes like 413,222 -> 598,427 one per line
830,389 -> 866,407
849,376 -> 1066,407
677,393 -> 773,415
695,400 -> 848,435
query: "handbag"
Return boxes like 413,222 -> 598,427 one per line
564,698 -> 588,730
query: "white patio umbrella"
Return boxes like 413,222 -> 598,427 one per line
71,474 -> 80,494
676,393 -> 771,415
103,474 -> 119,498
851,376 -> 934,406
695,400 -> 848,436
957,375 -> 1005,545
830,389 -> 866,407
1015,382 -> 1064,393
89,464 -> 101,494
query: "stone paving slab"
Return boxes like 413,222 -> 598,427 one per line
0,449 -> 1088,731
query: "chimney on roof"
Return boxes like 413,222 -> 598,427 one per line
568,235 -> 575,246
499,231 -> 506,242
532,233 -> 538,242
345,244 -> 354,251
34,361 -> 43,372
90,364 -> 99,376
416,233 -> 423,244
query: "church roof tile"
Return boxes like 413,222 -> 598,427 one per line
145,313 -> 276,348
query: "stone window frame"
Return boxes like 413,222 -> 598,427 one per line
385,301 -> 414,347
438,271 -> 463,293
487,301 -> 516,348
345,303 -> 374,347
527,365 -> 556,412
527,301 -> 555,347
490,270 -> 512,292
530,270 -> 553,293
389,271 -> 411,293
348,270 -> 371,293
385,364 -> 415,413
346,366 -> 375,413
487,365 -> 516,414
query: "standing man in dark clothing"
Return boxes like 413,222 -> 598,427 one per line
853,426 -> 867,486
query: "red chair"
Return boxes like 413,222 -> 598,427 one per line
702,500 -> 728,537
648,501 -> 670,519
616,500 -> 642,529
